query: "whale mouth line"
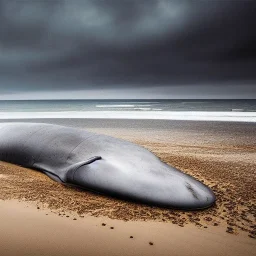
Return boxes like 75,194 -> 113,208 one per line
185,182 -> 199,200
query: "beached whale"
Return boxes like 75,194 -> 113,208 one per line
0,123 -> 215,209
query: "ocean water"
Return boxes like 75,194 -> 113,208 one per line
0,99 -> 256,112
0,99 -> 256,122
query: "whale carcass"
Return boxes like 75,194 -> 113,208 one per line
0,123 -> 216,209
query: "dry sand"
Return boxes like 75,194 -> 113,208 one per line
0,200 -> 255,256
0,120 -> 255,255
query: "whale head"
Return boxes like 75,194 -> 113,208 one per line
68,142 -> 216,210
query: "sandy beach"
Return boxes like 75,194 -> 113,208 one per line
0,119 -> 255,255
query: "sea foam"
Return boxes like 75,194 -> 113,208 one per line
0,111 -> 255,122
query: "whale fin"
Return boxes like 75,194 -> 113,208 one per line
32,162 -> 67,183
66,156 -> 102,183
44,172 -> 64,183
33,156 -> 102,184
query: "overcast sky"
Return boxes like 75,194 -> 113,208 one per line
0,0 -> 256,99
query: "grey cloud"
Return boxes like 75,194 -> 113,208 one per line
0,0 -> 255,97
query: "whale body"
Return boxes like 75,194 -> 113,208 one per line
0,123 -> 215,209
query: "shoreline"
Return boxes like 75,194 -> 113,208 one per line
0,110 -> 256,122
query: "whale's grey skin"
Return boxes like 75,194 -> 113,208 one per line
0,123 -> 215,209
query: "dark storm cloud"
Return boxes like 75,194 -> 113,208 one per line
0,0 -> 255,97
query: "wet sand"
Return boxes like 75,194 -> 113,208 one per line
0,119 -> 255,255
